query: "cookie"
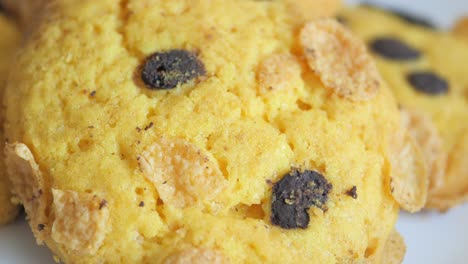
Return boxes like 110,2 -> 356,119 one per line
5,1 -> 407,263
0,12 -> 20,225
341,6 -> 468,211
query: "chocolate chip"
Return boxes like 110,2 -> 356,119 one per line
346,186 -> 358,199
141,49 -> 206,89
407,71 -> 449,95
271,169 -> 332,229
89,90 -> 96,97
139,201 -> 145,207
370,37 -> 421,60
37,224 -> 45,231
391,10 -> 436,29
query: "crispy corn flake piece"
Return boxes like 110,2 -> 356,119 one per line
51,189 -> 109,254
402,108 -> 447,192
382,230 -> 406,264
388,111 -> 429,212
257,54 -> 302,94
5,143 -> 48,243
164,248 -> 228,264
300,19 -> 380,101
139,137 -> 227,208
426,130 -> 468,211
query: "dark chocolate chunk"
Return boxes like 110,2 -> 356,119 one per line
271,169 -> 332,229
370,37 -> 421,60
391,10 -> 436,29
141,49 -> 206,89
346,186 -> 358,199
407,71 -> 449,95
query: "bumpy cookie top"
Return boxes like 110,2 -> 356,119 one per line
5,1 -> 404,263
341,6 -> 468,211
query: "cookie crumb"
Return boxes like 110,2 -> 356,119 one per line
346,186 -> 358,199
99,199 -> 107,210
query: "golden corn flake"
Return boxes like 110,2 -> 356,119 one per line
257,54 -> 302,94
388,111 -> 429,212
403,108 -> 447,192
5,143 -> 48,243
163,248 -> 228,264
300,19 -> 380,101
51,189 -> 109,254
139,137 -> 227,208
426,129 -> 468,211
382,230 -> 406,264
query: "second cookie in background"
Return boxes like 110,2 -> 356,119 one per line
341,5 -> 468,211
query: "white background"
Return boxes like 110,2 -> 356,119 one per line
0,1 -> 467,263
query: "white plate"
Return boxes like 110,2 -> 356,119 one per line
1,1 -> 467,263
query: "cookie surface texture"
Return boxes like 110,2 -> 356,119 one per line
4,1 -> 405,263
0,13 -> 20,225
342,6 -> 468,211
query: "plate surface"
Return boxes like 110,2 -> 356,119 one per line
0,1 -> 467,263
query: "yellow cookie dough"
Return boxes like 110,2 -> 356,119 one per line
342,6 -> 468,211
5,1 -> 405,263
0,12 -> 20,225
